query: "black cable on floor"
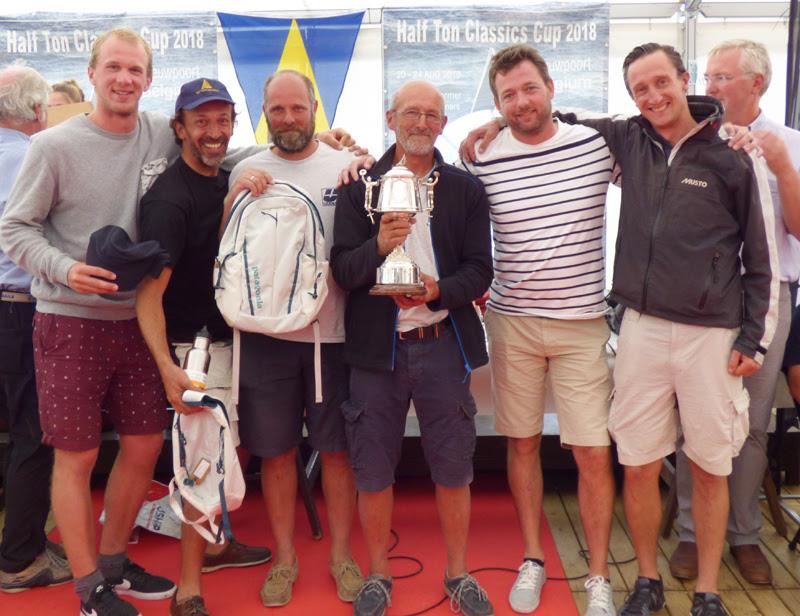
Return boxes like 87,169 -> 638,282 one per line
385,527 -> 637,616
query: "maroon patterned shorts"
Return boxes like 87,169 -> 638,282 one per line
33,312 -> 169,451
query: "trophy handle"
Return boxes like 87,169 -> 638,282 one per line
420,171 -> 440,218
360,169 -> 380,223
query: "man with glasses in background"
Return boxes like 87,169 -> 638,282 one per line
669,38 -> 800,586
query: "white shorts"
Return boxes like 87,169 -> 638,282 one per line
610,309 -> 749,476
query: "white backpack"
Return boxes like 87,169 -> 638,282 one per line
168,391 -> 245,544
215,181 -> 328,335
215,182 -> 329,403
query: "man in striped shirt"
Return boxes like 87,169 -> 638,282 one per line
460,44 -> 616,616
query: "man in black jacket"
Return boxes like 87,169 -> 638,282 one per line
331,80 -> 493,616
584,45 -> 778,616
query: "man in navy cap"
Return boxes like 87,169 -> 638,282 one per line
136,77 -> 273,616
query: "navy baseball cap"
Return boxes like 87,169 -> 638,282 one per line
86,225 -> 170,293
175,78 -> 234,113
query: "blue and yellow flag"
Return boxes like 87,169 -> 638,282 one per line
218,12 -> 364,143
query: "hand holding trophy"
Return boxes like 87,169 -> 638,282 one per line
361,156 -> 439,296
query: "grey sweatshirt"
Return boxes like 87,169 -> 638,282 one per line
0,112 -> 179,320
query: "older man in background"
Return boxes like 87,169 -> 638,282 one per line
0,63 -> 72,594
670,38 -> 800,586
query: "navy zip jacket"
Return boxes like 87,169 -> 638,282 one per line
558,96 -> 778,362
331,145 -> 493,372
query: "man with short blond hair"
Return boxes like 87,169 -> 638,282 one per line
670,38 -> 800,586
0,28 -> 178,616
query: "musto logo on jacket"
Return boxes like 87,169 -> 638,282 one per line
680,177 -> 709,188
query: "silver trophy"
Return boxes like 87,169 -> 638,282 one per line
361,157 -> 439,296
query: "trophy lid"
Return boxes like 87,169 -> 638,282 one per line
382,164 -> 415,180
382,155 -> 415,181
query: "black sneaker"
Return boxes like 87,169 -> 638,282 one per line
80,582 -> 140,616
690,592 -> 728,616
444,572 -> 493,616
110,560 -> 176,600
353,575 -> 392,616
618,576 -> 665,616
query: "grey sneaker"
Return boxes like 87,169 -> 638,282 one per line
584,576 -> 615,616
445,572 -> 493,616
618,577 -> 665,616
508,560 -> 545,613
690,592 -> 728,616
353,575 -> 392,616
0,543 -> 72,593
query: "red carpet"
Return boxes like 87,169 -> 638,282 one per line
3,475 -> 578,615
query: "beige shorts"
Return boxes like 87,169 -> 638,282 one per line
485,310 -> 612,446
172,341 -> 239,447
610,309 -> 749,476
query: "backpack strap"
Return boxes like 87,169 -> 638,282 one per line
312,320 -> 322,404
231,328 -> 241,408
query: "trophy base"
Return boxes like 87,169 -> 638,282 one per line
369,283 -> 426,296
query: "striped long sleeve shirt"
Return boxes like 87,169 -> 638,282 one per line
463,120 -> 615,319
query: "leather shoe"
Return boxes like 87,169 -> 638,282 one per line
730,544 -> 772,585
669,541 -> 698,580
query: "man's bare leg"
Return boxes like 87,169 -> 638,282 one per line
99,433 -> 163,556
358,487 -> 393,577
689,459 -> 728,594
261,449 -> 298,566
175,514 -> 206,602
622,460 -> 663,579
51,447 -> 100,578
321,450 -> 356,563
435,484 -> 471,577
507,435 -> 545,560
572,445 -> 614,578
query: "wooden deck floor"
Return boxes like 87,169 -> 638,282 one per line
545,477 -> 800,615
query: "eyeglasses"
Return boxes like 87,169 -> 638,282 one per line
398,109 -> 444,125
701,72 -> 755,86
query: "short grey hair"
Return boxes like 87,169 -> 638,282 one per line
709,39 -> 772,95
262,70 -> 316,108
0,63 -> 51,123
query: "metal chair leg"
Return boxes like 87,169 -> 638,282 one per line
296,450 -> 323,540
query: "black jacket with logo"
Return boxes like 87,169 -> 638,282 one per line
331,145 -> 492,372
559,96 -> 778,361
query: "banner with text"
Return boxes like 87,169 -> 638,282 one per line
383,3 -> 609,161
0,12 -> 218,116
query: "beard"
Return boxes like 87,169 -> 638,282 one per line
271,120 -> 315,153
188,136 -> 228,169
397,130 -> 435,156
507,112 -> 551,137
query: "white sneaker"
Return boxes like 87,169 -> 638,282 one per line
508,560 -> 545,614
584,575 -> 615,616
